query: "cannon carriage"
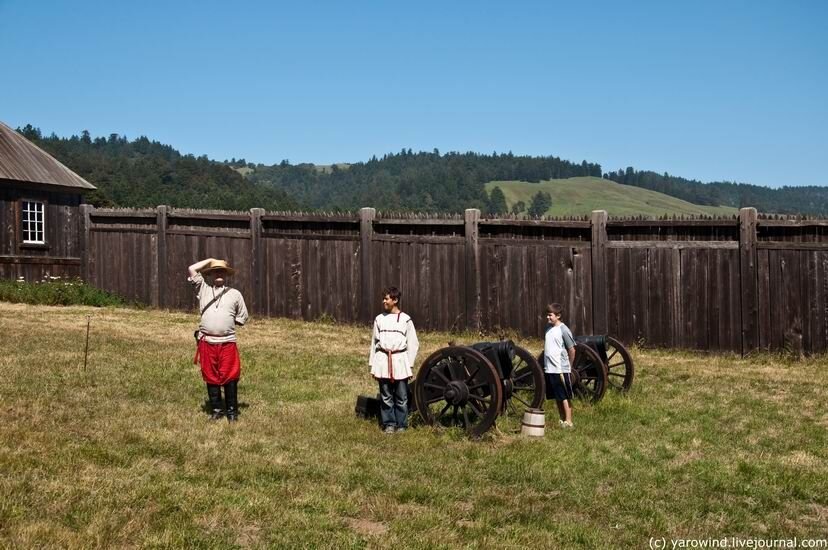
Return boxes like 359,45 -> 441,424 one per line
411,334 -> 634,437
357,335 -> 634,437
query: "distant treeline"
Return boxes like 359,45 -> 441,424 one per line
18,125 -> 827,215
604,167 -> 828,216
18,126 -> 296,211
245,150 -> 601,213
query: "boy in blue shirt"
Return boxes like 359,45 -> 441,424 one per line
543,303 -> 577,428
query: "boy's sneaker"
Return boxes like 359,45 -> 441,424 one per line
561,421 -> 574,429
383,426 -> 396,434
559,420 -> 566,427
396,427 -> 406,433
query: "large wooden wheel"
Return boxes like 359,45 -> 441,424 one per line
504,346 -> 545,415
414,347 -> 503,438
571,343 -> 609,403
604,336 -> 635,392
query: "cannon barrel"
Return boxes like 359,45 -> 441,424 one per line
574,335 -> 607,348
470,340 -> 515,379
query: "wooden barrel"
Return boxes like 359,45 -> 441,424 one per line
520,408 -> 545,437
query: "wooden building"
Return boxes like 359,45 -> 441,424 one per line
0,121 -> 96,280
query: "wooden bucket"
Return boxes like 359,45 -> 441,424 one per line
520,408 -> 545,437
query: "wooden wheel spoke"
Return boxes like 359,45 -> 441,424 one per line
608,361 -> 626,369
468,394 -> 491,405
465,366 -> 481,384
426,395 -> 448,405
423,382 -> 447,391
434,402 -> 452,421
511,394 -> 532,408
606,348 -> 619,362
512,384 -> 534,392
462,407 -> 471,427
467,382 -> 489,392
511,370 -> 533,383
433,367 -> 452,385
608,372 -> 626,378
468,399 -> 484,417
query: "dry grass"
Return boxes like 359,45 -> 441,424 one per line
1,303 -> 826,548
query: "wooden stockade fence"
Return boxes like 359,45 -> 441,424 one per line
73,205 -> 828,355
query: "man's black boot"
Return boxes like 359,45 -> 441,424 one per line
207,384 -> 225,420
224,381 -> 239,422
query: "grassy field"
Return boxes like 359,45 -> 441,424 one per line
486,177 -> 739,217
1,303 -> 826,548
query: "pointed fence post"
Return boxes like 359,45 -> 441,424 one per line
359,207 -> 376,324
155,205 -> 168,308
739,207 -> 759,355
464,208 -> 481,332
79,204 -> 92,284
591,210 -> 609,335
250,208 -> 265,316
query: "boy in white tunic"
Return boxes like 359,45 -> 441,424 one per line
368,286 -> 419,433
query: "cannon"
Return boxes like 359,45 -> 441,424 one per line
414,336 -> 634,437
356,336 -> 634,437
412,340 -> 544,437
545,335 -> 636,404
576,335 -> 635,393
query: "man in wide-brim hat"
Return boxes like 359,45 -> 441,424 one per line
188,257 -> 249,422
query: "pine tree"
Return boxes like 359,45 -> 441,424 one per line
527,191 -> 552,217
511,200 -> 526,215
487,186 -> 508,215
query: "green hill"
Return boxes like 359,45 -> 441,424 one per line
18,124 -> 824,215
486,177 -> 739,217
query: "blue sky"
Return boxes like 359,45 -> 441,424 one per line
1,0 -> 826,187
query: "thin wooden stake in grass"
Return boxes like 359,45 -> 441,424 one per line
83,315 -> 91,371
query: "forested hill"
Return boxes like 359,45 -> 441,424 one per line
16,125 -> 828,215
244,150 -> 602,212
603,167 -> 828,216
17,126 -> 297,211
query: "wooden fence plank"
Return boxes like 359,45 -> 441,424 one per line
250,208 -> 264,315
739,207 -> 759,354
464,209 -> 481,332
155,206 -> 167,309
591,210 -> 608,335
359,208 -> 375,324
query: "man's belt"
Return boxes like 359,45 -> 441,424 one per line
196,330 -> 230,340
378,347 -> 407,382
193,331 -> 231,364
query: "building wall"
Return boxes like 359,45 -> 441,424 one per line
0,184 -> 83,280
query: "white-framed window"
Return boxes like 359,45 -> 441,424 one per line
21,200 -> 46,244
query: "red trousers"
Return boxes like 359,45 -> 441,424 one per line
195,340 -> 241,385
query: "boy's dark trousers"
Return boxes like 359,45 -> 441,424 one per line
206,381 -> 239,421
378,378 -> 408,429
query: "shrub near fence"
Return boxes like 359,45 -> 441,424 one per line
71,205 -> 828,355
0,276 -> 127,307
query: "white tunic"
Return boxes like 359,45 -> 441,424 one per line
368,311 -> 419,380
190,273 -> 249,344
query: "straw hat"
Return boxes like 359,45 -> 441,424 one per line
202,259 -> 236,275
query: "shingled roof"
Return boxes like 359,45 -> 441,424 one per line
0,121 -> 96,191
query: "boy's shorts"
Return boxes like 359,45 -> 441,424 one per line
545,372 -> 574,401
